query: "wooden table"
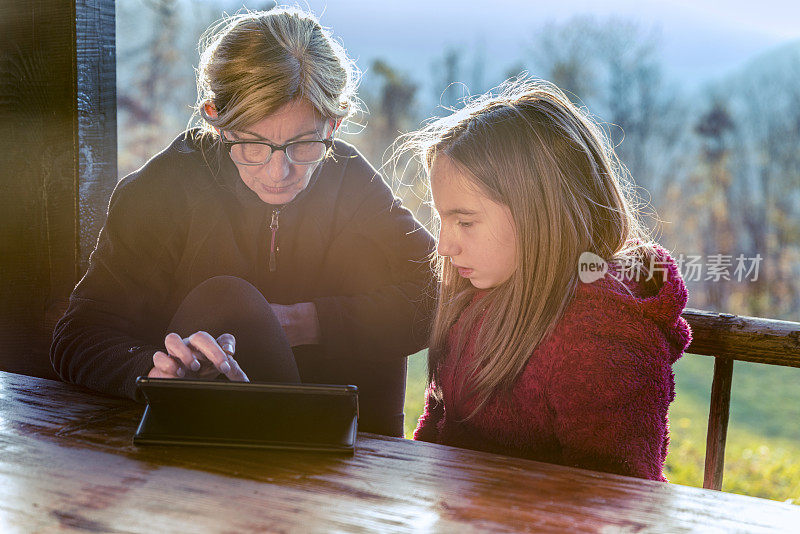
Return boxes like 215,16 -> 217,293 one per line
1,372 -> 798,533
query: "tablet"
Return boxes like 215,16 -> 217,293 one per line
133,377 -> 358,453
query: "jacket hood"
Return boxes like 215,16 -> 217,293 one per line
573,243 -> 693,363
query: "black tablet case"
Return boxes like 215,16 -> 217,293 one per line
133,378 -> 358,453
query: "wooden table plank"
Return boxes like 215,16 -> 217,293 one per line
1,371 -> 798,533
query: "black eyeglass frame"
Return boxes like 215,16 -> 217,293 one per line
219,133 -> 334,166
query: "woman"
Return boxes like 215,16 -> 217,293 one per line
407,78 -> 692,480
51,7 -> 435,437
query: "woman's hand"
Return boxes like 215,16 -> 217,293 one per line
147,331 -> 249,382
270,302 -> 321,346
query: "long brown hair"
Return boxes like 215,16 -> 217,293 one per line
400,77 -> 659,418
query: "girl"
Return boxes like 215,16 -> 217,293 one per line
409,78 -> 692,481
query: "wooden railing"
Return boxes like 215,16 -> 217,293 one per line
680,309 -> 800,490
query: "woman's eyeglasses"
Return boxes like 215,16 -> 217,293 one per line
220,133 -> 333,166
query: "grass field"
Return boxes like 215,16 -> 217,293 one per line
403,349 -> 800,504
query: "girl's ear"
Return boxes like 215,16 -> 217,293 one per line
203,100 -> 219,120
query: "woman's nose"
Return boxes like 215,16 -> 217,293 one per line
263,150 -> 291,183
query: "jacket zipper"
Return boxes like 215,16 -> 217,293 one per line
269,208 -> 280,272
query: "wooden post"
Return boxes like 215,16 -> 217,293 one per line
0,0 -> 116,379
76,1 -> 118,276
703,357 -> 734,490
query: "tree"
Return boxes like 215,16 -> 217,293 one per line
693,100 -> 736,311
726,49 -> 800,317
342,59 -> 427,220
528,16 -> 690,203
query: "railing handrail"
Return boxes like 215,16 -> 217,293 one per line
681,308 -> 800,367
679,308 -> 800,491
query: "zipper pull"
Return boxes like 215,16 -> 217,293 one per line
269,209 -> 280,272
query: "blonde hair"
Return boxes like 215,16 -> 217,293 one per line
193,7 -> 360,134
400,76 -> 659,418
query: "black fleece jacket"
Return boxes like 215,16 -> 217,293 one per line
50,131 -> 436,436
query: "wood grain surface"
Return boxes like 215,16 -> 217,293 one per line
0,0 -> 78,380
1,371 -> 798,533
0,0 -> 116,380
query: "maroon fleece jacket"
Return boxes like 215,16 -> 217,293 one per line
413,244 -> 692,481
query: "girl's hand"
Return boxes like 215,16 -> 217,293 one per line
147,332 -> 249,382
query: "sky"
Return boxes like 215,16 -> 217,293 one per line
287,0 -> 800,102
